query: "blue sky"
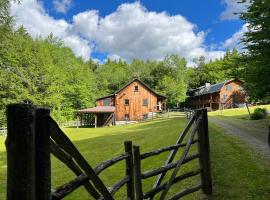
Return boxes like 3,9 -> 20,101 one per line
10,0 -> 248,64
43,0 -> 244,44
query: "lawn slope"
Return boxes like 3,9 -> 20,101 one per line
0,116 -> 270,199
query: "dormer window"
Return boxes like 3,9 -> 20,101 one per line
134,85 -> 139,91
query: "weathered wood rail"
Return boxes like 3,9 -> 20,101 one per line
5,104 -> 211,200
133,109 -> 212,200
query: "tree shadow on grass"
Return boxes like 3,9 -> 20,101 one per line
2,117 -> 270,199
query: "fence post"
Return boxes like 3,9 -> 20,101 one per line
125,141 -> 135,200
133,146 -> 143,200
197,109 -> 212,195
6,104 -> 36,200
35,108 -> 51,200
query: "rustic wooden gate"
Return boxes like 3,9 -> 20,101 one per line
5,104 -> 211,200
6,104 -> 134,200
132,109 -> 212,200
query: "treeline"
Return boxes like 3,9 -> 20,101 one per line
0,0 -> 239,125
0,23 -> 239,126
0,0 -> 191,125
1,0 -> 269,125
0,28 -> 98,124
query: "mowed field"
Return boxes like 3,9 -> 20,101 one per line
1,114 -> 270,199
209,104 -> 270,127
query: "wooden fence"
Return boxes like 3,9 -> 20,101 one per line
5,104 -> 212,200
133,109 -> 211,200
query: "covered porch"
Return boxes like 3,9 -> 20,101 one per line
76,106 -> 116,128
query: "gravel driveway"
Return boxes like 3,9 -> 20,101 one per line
209,116 -> 270,159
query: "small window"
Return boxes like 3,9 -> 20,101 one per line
124,99 -> 130,105
134,85 -> 139,91
103,98 -> 110,106
226,84 -> 232,91
125,114 -> 130,120
143,99 -> 148,106
223,94 -> 227,100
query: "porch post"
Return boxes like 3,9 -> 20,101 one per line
94,114 -> 97,128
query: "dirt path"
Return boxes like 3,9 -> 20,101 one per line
209,116 -> 270,159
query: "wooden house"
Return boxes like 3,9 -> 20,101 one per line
76,79 -> 167,127
186,79 -> 246,111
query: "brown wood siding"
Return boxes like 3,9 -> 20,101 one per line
96,97 -> 115,106
187,80 -> 245,110
115,80 -> 158,121
220,80 -> 245,104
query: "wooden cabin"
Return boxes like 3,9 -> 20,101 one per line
186,79 -> 246,111
76,79 -> 167,127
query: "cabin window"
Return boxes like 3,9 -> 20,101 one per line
103,98 -> 110,106
125,114 -> 130,120
134,85 -> 139,91
226,84 -> 232,91
143,99 -> 148,106
223,94 -> 227,100
124,99 -> 130,106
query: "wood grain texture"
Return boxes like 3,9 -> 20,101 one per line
96,80 -> 166,121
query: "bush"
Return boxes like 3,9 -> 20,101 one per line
250,108 -> 267,120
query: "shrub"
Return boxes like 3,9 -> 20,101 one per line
255,108 -> 267,116
250,108 -> 267,120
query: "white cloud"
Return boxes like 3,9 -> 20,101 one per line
205,51 -> 226,63
220,0 -> 249,20
73,2 -> 213,62
222,23 -> 248,49
10,1 -> 230,64
53,0 -> 72,14
10,0 -> 91,60
72,10 -> 99,40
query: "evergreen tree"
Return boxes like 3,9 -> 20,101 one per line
240,0 -> 270,101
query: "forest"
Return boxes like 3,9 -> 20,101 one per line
0,0 -> 269,125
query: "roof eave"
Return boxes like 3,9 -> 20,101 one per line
96,94 -> 115,101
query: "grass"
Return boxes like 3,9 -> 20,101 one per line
209,104 -> 270,119
209,104 -> 270,129
1,116 -> 270,199
208,123 -> 270,199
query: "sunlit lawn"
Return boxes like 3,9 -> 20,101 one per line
1,115 -> 270,199
209,104 -> 270,119
208,104 -> 270,129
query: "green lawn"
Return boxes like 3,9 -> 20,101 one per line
1,116 -> 270,199
209,104 -> 270,129
209,104 -> 270,119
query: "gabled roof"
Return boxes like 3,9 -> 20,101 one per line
96,78 -> 167,101
190,79 -> 241,97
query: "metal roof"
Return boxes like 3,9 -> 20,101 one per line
77,106 -> 115,113
192,80 -> 230,97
